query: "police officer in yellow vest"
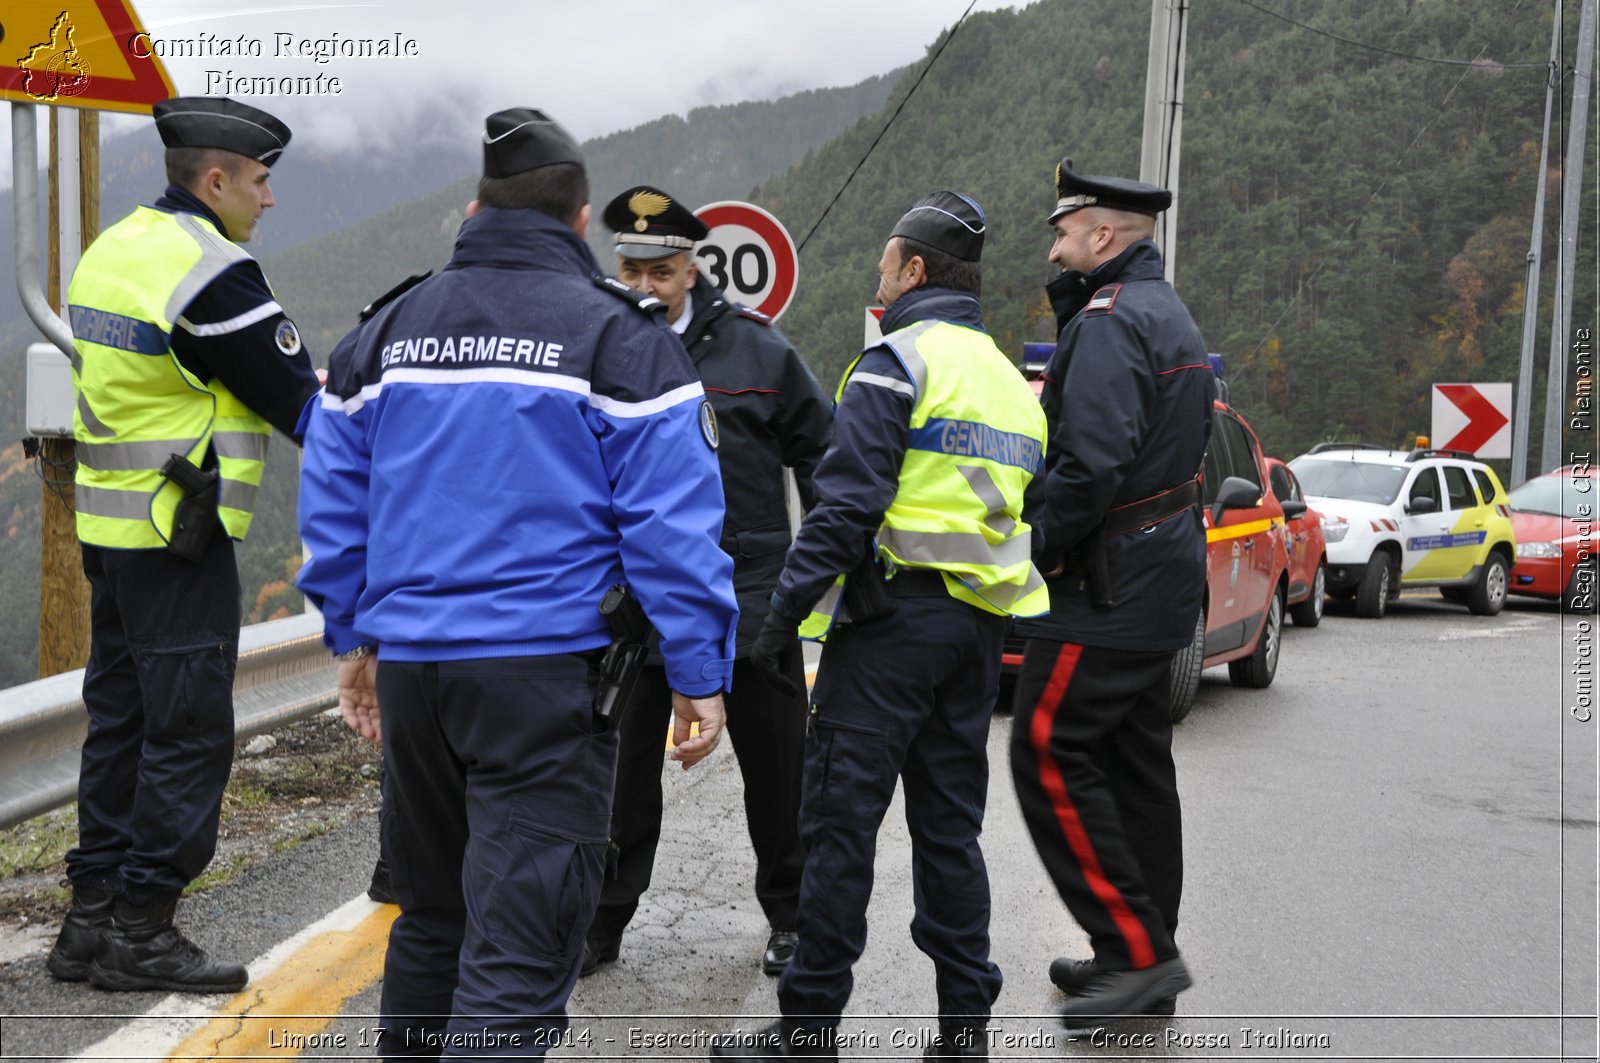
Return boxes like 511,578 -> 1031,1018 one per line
713,192 -> 1047,1061
47,97 -> 319,995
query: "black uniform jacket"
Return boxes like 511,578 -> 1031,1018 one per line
680,275 -> 832,654
1017,239 -> 1212,652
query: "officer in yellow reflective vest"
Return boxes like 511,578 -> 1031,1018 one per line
713,191 -> 1047,1062
47,97 -> 319,995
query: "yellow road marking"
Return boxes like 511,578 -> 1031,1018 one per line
163,903 -> 397,1061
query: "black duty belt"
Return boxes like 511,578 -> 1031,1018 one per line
885,568 -> 949,598
1105,479 -> 1201,537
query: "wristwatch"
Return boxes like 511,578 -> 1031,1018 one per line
335,645 -> 376,662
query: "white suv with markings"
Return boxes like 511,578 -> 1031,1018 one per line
1287,445 -> 1517,618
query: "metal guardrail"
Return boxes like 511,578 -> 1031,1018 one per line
0,613 -> 337,831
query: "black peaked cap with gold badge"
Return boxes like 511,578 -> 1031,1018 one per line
152,96 -> 291,166
482,107 -> 584,178
603,185 -> 709,261
1047,157 -> 1172,223
890,190 -> 986,263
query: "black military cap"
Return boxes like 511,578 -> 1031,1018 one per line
890,190 -> 986,263
1048,157 -> 1171,222
152,97 -> 291,166
602,185 -> 709,260
482,108 -> 584,178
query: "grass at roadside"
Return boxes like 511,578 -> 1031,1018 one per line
0,711 -> 382,932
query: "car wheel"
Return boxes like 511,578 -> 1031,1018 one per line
1467,552 -> 1509,616
1355,554 -> 1391,618
1168,608 -> 1205,724
1564,562 -> 1597,613
1289,562 -> 1325,627
1229,587 -> 1283,689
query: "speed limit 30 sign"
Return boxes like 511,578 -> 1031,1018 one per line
694,201 -> 798,321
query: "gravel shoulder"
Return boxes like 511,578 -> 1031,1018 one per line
0,709 -> 383,953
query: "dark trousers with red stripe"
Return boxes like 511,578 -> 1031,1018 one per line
1009,639 -> 1182,972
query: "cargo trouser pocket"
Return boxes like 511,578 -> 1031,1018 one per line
802,715 -> 892,830
482,796 -> 608,961
134,639 -> 236,737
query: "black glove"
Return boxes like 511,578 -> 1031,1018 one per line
750,610 -> 802,699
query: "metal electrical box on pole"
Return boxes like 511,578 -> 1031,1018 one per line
1140,0 -> 1189,287
7,2 -> 175,676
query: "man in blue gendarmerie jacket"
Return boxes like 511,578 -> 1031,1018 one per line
583,184 -> 831,981
296,107 -> 738,1057
1010,158 -> 1213,1029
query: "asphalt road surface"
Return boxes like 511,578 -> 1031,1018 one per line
0,592 -> 1594,1061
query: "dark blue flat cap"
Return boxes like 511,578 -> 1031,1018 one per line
152,97 -> 291,166
482,108 -> 584,178
891,190 -> 986,263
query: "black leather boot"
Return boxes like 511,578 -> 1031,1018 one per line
89,892 -> 248,994
46,881 -> 116,982
923,1027 -> 988,1060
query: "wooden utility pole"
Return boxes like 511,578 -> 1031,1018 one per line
37,108 -> 96,678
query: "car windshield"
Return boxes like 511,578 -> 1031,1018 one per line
1509,475 -> 1594,519
1290,458 -> 1409,504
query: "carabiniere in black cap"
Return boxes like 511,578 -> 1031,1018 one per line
1047,157 -> 1172,223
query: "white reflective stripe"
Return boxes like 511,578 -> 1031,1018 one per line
75,484 -> 151,520
590,381 -> 705,419
878,526 -> 1033,568
384,366 -> 590,397
321,383 -> 385,415
219,478 -> 257,512
970,563 -> 1046,610
880,319 -> 934,394
957,465 -> 1017,536
77,390 -> 117,438
847,372 -> 915,397
177,300 -> 282,337
213,431 -> 270,464
165,213 -> 252,323
76,438 -> 199,471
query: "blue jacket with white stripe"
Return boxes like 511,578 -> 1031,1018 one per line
296,207 -> 737,696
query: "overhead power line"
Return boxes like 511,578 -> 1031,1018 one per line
1232,0 -> 1547,69
796,0 -> 979,255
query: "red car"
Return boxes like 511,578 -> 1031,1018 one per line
1168,400 -> 1291,722
1266,457 -> 1328,627
1508,466 -> 1597,612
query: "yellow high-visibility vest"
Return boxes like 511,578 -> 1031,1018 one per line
67,207 -> 272,549
800,318 -> 1048,639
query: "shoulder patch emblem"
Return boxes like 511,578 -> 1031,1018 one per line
274,319 -> 302,356
594,273 -> 667,315
700,399 -> 720,450
1085,284 -> 1122,315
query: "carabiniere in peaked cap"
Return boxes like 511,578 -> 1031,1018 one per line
482,107 -> 584,178
152,97 -> 291,167
602,185 -> 710,261
890,190 -> 986,263
1048,157 -> 1172,223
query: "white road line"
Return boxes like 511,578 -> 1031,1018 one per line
69,893 -> 380,1061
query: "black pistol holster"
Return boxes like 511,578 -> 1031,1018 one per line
594,584 -> 653,727
160,452 -> 220,563
840,546 -> 896,625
